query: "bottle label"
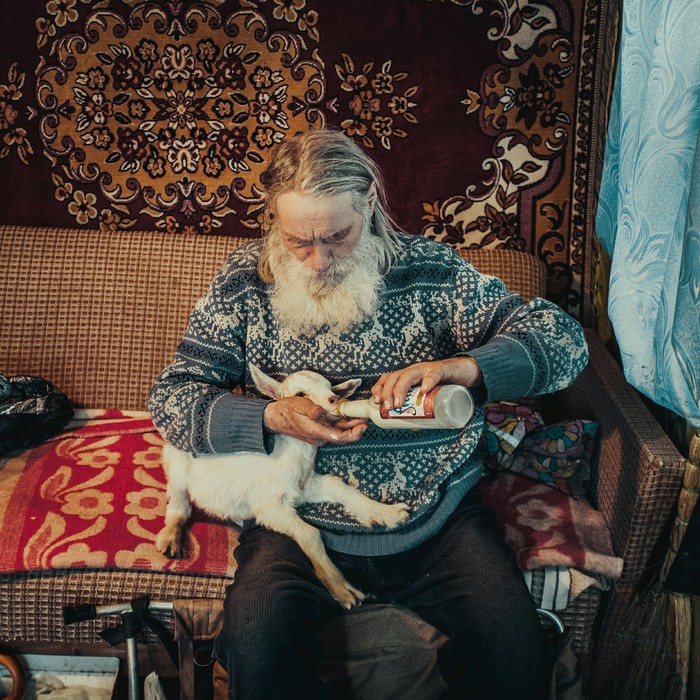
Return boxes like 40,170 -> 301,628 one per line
380,386 -> 438,419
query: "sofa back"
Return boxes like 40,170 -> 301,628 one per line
0,225 -> 546,410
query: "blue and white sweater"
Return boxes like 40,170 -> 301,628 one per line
149,234 -> 588,556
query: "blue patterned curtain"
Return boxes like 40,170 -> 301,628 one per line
596,0 -> 700,429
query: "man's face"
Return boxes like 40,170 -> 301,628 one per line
275,190 -> 365,278
267,187 -> 383,334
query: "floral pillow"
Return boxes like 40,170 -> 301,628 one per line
479,402 -> 599,498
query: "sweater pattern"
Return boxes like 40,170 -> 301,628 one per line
149,234 -> 588,555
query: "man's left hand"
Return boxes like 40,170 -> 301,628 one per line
371,357 -> 482,411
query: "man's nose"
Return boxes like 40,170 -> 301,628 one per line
307,245 -> 331,273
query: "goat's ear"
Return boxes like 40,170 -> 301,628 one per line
249,364 -> 282,399
332,378 -> 362,399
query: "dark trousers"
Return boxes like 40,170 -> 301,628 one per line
214,490 -> 548,699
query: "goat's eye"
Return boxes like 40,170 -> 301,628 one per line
295,391 -> 306,398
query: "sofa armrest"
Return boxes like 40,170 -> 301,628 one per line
549,329 -> 686,597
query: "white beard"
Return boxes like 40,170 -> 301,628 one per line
267,229 -> 384,336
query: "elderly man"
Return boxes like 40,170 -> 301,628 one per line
149,128 -> 588,699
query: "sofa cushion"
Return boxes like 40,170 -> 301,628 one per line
478,401 -> 599,498
0,410 -> 619,604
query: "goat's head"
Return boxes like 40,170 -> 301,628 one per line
249,364 -> 361,414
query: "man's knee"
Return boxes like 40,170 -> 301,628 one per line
435,595 -> 547,699
216,584 -> 297,660
214,529 -> 339,671
214,576 -> 337,700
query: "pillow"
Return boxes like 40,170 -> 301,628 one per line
479,402 -> 598,498
518,418 -> 598,495
476,472 -> 622,580
478,402 -> 545,470
0,410 -> 238,577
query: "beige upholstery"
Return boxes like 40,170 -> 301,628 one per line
0,225 -> 544,411
1,226 -> 248,410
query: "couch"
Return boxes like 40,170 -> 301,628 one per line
0,223 -> 687,697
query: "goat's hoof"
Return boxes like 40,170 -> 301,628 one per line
156,531 -> 182,559
381,502 -> 410,528
361,502 -> 410,528
332,583 -> 365,610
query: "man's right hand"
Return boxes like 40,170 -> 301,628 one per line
263,397 -> 368,446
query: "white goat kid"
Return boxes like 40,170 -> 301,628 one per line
156,365 -> 410,609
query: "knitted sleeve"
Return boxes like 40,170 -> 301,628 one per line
148,260 -> 269,456
451,257 -> 588,401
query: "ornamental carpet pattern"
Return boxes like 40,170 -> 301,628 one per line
0,0 -> 616,322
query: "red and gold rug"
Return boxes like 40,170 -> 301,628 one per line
0,411 -> 237,576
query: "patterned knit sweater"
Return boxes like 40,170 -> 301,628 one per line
149,234 -> 588,556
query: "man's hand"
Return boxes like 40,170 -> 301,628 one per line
371,357 -> 482,410
263,397 -> 368,446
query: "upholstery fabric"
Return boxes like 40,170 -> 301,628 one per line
0,0 -> 616,322
0,225 -> 546,411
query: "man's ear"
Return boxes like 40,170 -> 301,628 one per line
249,364 -> 282,399
367,182 -> 377,216
332,378 -> 362,399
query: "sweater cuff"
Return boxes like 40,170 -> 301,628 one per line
205,392 -> 270,454
466,336 -> 535,402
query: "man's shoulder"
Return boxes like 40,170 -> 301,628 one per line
224,238 -> 264,268
396,232 -> 459,259
201,239 -> 266,298
393,233 -> 462,274
213,238 -> 265,284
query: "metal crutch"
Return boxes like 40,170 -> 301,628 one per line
537,607 -> 565,634
63,598 -> 176,700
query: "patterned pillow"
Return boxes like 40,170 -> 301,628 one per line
0,410 -> 239,577
479,402 -> 599,498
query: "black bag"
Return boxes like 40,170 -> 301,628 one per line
0,374 -> 74,456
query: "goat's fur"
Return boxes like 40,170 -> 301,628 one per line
156,365 -> 409,608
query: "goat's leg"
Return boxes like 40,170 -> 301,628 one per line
156,449 -> 192,558
255,505 -> 364,609
156,487 -> 192,558
303,474 -> 409,528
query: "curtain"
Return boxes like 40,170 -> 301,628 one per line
596,0 -> 700,429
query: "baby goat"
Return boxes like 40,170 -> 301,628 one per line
156,365 -> 409,608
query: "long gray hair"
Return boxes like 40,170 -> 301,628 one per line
258,129 -> 402,282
